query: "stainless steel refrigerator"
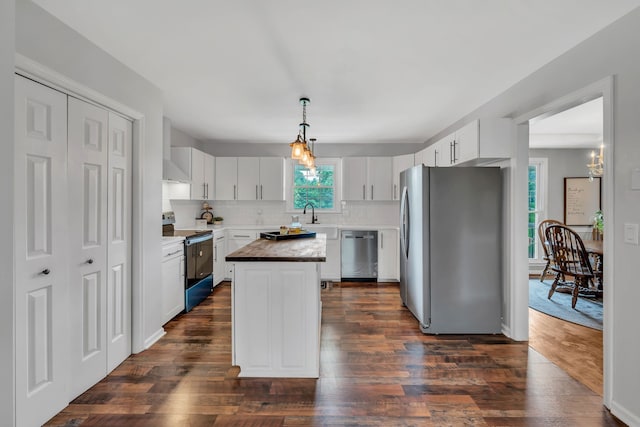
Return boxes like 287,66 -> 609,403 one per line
399,165 -> 502,334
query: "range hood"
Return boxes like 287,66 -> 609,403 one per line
162,117 -> 190,182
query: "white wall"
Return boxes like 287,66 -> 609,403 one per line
15,1 -> 165,352
529,148 -> 596,222
0,0 -> 15,423
430,9 -> 640,423
171,126 -> 203,150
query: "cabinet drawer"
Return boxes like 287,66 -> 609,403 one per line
162,242 -> 184,258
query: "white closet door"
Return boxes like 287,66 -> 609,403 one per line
67,97 -> 109,399
14,75 -> 69,427
106,112 -> 132,372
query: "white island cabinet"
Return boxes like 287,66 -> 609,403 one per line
227,235 -> 326,378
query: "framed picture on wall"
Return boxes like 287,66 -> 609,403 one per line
564,177 -> 601,226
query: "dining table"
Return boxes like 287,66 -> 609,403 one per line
582,239 -> 603,256
583,239 -> 603,290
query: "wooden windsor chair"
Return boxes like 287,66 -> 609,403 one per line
545,224 -> 597,309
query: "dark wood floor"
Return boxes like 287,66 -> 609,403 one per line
46,282 -> 623,426
529,307 -> 603,396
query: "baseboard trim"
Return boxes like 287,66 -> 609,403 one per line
143,328 -> 166,350
610,400 -> 640,427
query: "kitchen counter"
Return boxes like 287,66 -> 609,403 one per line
228,234 -> 326,378
208,223 -> 399,232
226,234 -> 326,262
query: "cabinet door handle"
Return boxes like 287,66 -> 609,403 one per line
255,185 -> 258,200
362,185 -> 366,200
86,258 -> 94,264
214,246 -> 217,262
452,140 -> 458,162
41,268 -> 50,275
381,233 -> 384,249
393,184 -> 397,200
450,142 -> 453,164
371,185 -> 374,200
165,249 -> 182,257
233,184 -> 237,200
260,185 -> 263,200
434,150 -> 438,167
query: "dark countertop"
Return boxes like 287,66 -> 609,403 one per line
226,234 -> 326,262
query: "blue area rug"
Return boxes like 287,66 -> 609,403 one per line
529,279 -> 603,330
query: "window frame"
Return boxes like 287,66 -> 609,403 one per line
285,157 -> 342,213
528,157 -> 548,263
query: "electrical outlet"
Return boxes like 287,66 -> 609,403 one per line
624,223 -> 639,245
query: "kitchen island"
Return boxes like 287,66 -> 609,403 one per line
226,234 -> 326,378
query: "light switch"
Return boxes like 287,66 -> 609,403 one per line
624,223 -> 639,245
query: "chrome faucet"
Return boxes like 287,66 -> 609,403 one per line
303,203 -> 318,224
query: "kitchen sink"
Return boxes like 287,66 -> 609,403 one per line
303,224 -> 339,239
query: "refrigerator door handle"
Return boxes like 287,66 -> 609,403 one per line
400,186 -> 410,258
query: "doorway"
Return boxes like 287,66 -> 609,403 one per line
526,96 -> 605,394
513,77 -> 614,406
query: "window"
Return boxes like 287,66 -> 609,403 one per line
287,158 -> 341,212
528,158 -> 548,261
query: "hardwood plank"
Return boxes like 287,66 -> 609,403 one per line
44,282 -> 622,426
528,307 -> 603,395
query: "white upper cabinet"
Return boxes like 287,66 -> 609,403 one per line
438,119 -> 511,166
216,157 -> 284,201
342,157 -> 393,201
435,133 -> 455,167
171,147 -> 215,200
414,148 -> 426,166
259,157 -> 285,200
237,157 -> 260,200
215,157 -> 238,200
392,154 -> 414,200
419,136 -> 452,168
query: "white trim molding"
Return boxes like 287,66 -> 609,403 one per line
514,76 -> 614,409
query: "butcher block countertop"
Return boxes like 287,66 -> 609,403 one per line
226,234 -> 326,262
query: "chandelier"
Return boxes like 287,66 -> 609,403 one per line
587,143 -> 604,181
290,97 -> 316,171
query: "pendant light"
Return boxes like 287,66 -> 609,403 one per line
289,97 -> 315,167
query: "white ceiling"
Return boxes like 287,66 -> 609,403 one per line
529,97 -> 603,149
33,1 -> 639,145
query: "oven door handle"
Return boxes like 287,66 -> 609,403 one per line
185,234 -> 213,246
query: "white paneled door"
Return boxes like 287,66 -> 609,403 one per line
107,112 -> 132,372
67,99 -> 133,399
14,75 -> 133,426
68,97 -> 110,399
14,76 -> 69,427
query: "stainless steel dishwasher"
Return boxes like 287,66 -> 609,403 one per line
341,230 -> 378,281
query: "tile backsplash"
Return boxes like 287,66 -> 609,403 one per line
167,198 -> 399,229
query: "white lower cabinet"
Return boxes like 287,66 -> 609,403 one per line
161,240 -> 185,324
321,238 -> 341,281
225,230 -> 258,279
377,229 -> 399,282
232,262 -> 321,377
213,230 -> 226,285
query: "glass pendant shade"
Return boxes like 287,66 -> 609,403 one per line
300,147 -> 310,164
290,135 -> 306,160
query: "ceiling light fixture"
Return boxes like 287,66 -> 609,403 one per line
289,97 -> 315,169
587,143 -> 604,181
